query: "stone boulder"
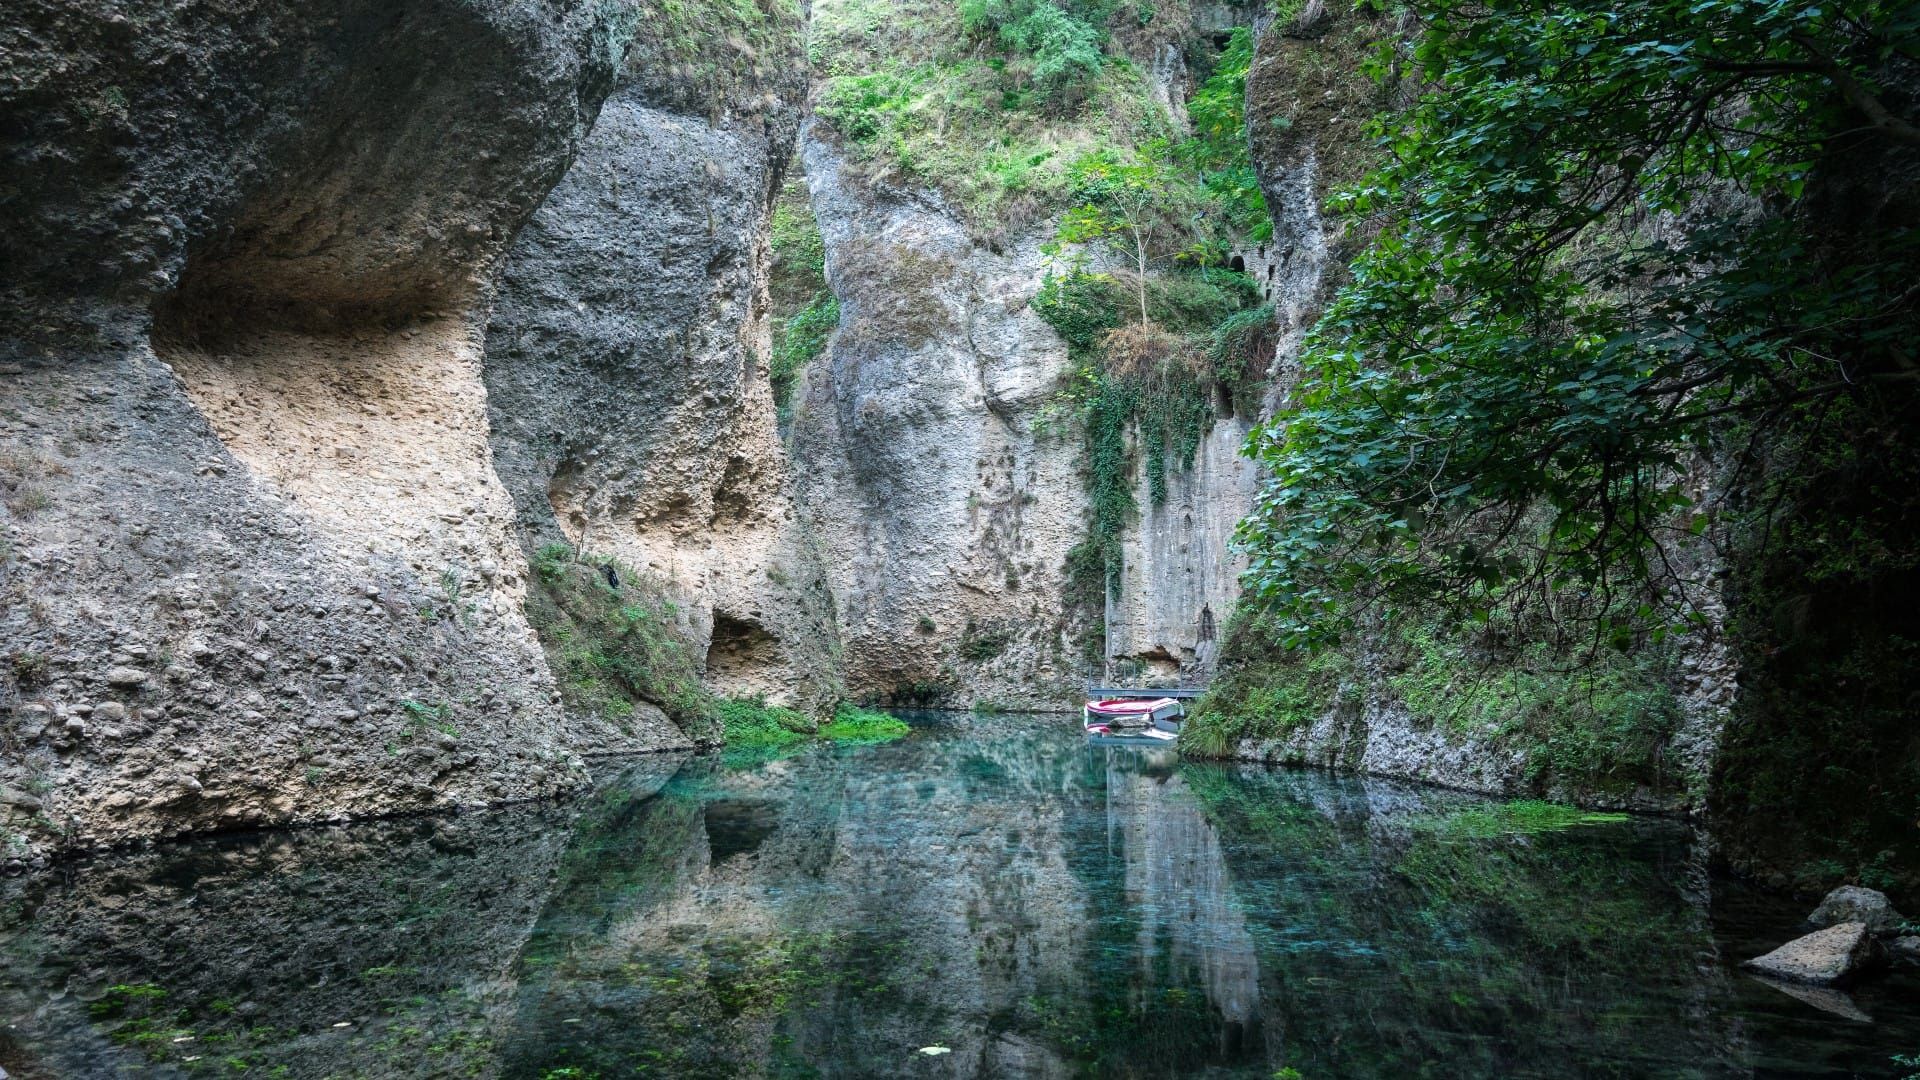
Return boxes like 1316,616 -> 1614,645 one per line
1741,921 -> 1881,986
1808,884 -> 1905,934
1890,935 -> 1920,968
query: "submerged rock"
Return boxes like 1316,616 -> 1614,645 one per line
1741,921 -> 1881,985
1808,885 -> 1904,934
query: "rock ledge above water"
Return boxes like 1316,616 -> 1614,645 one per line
1742,922 -> 1880,986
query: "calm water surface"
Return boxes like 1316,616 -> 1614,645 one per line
2,712 -> 1916,1078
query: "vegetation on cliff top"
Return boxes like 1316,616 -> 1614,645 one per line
1019,25 -> 1275,658
809,0 -> 1280,666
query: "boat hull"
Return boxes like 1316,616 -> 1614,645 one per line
1083,696 -> 1185,741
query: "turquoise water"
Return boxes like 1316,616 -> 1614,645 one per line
2,712 -> 1915,1078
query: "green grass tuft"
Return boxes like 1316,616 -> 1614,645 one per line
819,704 -> 911,744
524,542 -> 721,740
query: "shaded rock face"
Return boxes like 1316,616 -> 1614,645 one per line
482,35 -> 843,716
1809,885 -> 1905,935
790,133 -> 1089,709
0,0 -> 700,856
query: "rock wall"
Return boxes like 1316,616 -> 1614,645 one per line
0,0 -> 651,860
789,133 -> 1090,710
482,16 -> 844,717
0,0 -> 827,860
1104,418 -> 1258,681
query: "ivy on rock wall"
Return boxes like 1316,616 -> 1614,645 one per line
1222,0 -> 1920,883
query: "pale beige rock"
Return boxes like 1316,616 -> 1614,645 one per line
1741,922 -> 1879,985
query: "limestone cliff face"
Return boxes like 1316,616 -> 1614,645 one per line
789,15 -> 1267,706
790,133 -> 1090,710
0,0 -> 826,860
0,0 -> 646,860
1103,419 -> 1259,681
482,25 -> 845,718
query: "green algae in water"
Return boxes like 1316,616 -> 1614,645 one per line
1419,798 -> 1633,839
2,714 -> 1917,1078
718,700 -> 910,769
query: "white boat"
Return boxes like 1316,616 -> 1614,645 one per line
1082,696 -> 1184,742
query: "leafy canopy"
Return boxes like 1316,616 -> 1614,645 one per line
1236,0 -> 1920,649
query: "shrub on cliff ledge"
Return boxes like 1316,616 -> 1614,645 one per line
526,542 -> 720,739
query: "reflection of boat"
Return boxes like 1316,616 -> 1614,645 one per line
1083,697 -> 1184,743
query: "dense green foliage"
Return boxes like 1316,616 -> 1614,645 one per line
1184,606 -> 1686,798
811,13 -> 1169,232
1236,0 -> 1920,650
958,0 -> 1113,90
771,295 -> 839,411
715,695 -> 816,749
818,704 -> 913,743
718,697 -> 910,767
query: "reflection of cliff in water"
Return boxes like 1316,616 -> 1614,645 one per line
1103,748 -> 1263,1058
4,717 -> 1916,1078
0,755 -> 688,1080
495,723 -> 1270,1079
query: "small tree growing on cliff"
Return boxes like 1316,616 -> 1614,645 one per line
1059,145 -> 1216,325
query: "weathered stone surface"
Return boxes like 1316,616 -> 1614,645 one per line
1741,922 -> 1880,986
0,0 -> 680,856
1809,885 -> 1905,935
789,131 -> 1089,710
483,22 -> 840,718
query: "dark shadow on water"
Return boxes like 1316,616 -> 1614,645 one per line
1,712 -> 1915,1078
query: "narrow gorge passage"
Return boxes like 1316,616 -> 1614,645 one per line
3,0 -> 1919,1075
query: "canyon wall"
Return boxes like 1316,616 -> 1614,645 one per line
788,134 -> 1090,711
0,0 -> 829,861
788,0 -> 1264,709
482,7 -> 845,718
0,0 -> 639,859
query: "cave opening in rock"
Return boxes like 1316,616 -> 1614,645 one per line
706,611 -> 786,700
